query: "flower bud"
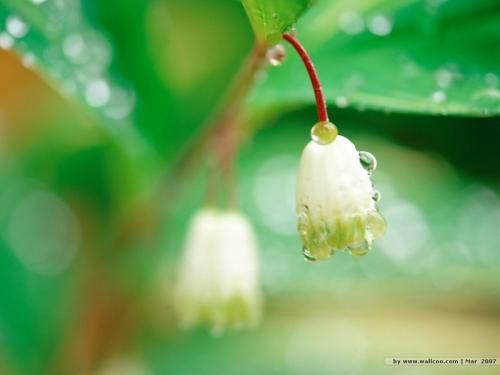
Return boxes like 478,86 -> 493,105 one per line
174,209 -> 261,334
296,135 -> 386,261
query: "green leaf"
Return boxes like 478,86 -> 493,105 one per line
241,0 -> 315,45
248,0 -> 500,118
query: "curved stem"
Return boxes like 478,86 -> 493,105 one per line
160,44 -> 267,205
283,33 -> 329,123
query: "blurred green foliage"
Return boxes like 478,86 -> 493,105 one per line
250,0 -> 500,117
0,0 -> 499,374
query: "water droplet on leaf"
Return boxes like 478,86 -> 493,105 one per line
367,14 -> 393,36
431,90 -> 447,103
63,34 -> 86,63
435,68 -> 453,88
339,12 -> 365,35
85,80 -> 110,108
0,32 -> 14,49
335,96 -> 349,108
6,15 -> 29,38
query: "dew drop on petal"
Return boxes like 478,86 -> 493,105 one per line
367,14 -> 393,36
302,247 -> 317,263
31,0 -> 47,4
266,44 -> 287,67
372,190 -> 381,202
0,32 -> 14,50
359,151 -> 377,173
85,80 -> 110,108
311,121 -> 338,145
349,241 -> 370,257
6,16 -> 29,38
366,210 -> 387,240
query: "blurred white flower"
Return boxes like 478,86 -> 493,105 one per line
296,135 -> 386,261
174,208 -> 261,334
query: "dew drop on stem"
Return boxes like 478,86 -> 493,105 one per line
266,44 -> 287,67
311,121 -> 338,145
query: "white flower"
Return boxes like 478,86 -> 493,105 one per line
296,134 -> 386,261
174,208 -> 261,333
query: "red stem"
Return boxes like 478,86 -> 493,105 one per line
283,33 -> 329,123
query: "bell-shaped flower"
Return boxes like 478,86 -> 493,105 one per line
174,208 -> 261,334
296,130 -> 386,261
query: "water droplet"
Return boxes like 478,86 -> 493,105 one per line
6,15 -> 29,38
366,210 -> 387,240
485,72 -> 498,88
62,34 -> 86,63
349,242 -> 370,256
85,80 -> 110,107
103,88 -> 136,120
431,90 -> 447,103
335,96 -> 349,108
359,151 -> 377,173
302,247 -> 317,262
339,11 -> 365,35
435,68 -> 453,88
31,0 -> 47,4
7,191 -> 80,276
372,190 -> 381,202
0,32 -> 14,50
266,44 -> 287,67
21,52 -> 36,67
311,121 -> 338,145
367,14 -> 393,36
